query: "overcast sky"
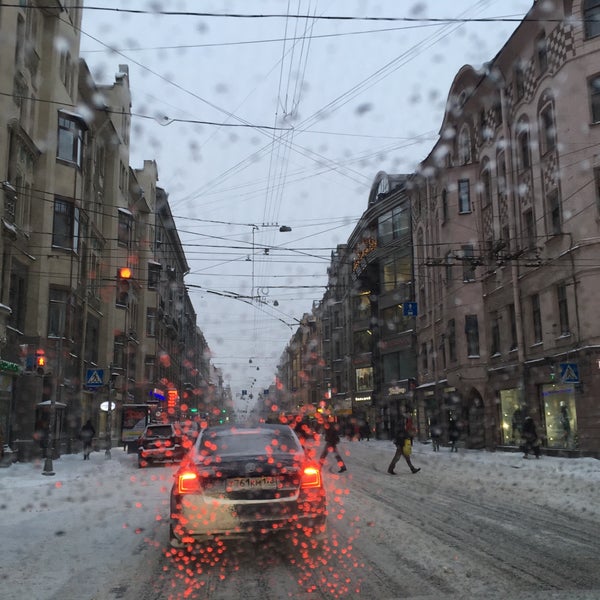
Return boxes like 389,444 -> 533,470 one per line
79,0 -> 532,402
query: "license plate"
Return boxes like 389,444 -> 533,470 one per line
227,476 -> 278,491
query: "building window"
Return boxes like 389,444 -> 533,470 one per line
148,262 -> 161,290
458,125 -> 471,165
448,319 -> 457,362
523,208 -> 536,250
595,167 -> 600,215
444,251 -> 453,285
381,251 -> 412,294
57,112 -> 84,165
509,303 -> 518,351
481,168 -> 492,206
539,103 -> 556,155
536,32 -> 548,74
52,197 -> 80,251
353,293 -> 371,320
441,188 -> 448,222
497,153 -> 507,198
584,0 -> 600,39
517,128 -> 531,170
514,62 -> 525,101
118,209 -> 133,247
462,244 -> 476,282
85,315 -> 100,365
355,367 -> 373,392
144,356 -> 155,385
557,283 -> 570,336
532,293 -> 542,344
380,305 -> 408,339
48,288 -> 69,338
378,206 -> 409,245
8,270 -> 27,332
458,179 -> 471,213
490,312 -> 501,356
547,189 -> 561,235
589,75 -> 600,123
465,314 -> 480,357
146,307 -> 157,337
353,330 -> 372,354
440,334 -> 447,370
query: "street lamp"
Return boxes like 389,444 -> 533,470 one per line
249,223 -> 291,302
103,369 -> 118,459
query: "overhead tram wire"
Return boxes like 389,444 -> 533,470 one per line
156,2 -> 502,207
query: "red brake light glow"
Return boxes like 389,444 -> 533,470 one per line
301,465 -> 322,488
177,471 -> 200,494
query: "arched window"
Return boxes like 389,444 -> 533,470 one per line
480,164 -> 492,206
516,119 -> 531,170
458,124 -> 471,165
538,97 -> 556,155
583,0 -> 600,39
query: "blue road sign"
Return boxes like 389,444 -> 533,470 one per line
559,363 -> 579,383
86,369 -> 104,387
403,302 -> 418,317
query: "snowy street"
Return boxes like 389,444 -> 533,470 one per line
1,440 -> 599,600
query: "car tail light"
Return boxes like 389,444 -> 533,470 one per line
301,465 -> 322,489
177,470 -> 200,494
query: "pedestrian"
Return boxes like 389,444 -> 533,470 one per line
448,418 -> 459,452
430,416 -> 441,452
521,416 -> 540,459
360,421 -> 372,441
80,419 -> 96,460
319,417 -> 347,473
387,418 -> 420,474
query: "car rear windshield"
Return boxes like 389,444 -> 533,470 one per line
144,425 -> 173,438
198,428 -> 300,457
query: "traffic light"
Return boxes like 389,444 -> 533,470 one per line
35,350 -> 46,375
116,267 -> 132,307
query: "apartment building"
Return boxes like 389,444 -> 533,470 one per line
410,0 -> 600,454
0,2 -> 216,460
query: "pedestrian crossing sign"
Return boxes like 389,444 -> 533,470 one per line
559,363 -> 579,383
86,369 -> 104,387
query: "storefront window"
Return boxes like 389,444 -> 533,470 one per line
355,367 -> 373,392
542,384 -> 577,448
499,389 -> 522,445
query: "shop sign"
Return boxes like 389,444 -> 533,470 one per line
0,359 -> 21,374
355,394 -> 372,403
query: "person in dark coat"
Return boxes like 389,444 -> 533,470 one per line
448,418 -> 459,452
521,416 -> 540,458
319,418 -> 347,472
387,419 -> 420,474
430,415 -> 442,451
80,419 -> 96,460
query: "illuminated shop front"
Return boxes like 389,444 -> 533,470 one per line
498,388 -> 522,446
541,384 -> 577,449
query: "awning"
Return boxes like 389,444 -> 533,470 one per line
37,400 -> 67,408
416,379 -> 447,390
117,207 -> 133,216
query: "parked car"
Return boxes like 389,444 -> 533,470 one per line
137,422 -> 183,468
169,423 -> 327,549
174,419 -> 201,452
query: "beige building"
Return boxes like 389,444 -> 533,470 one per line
411,0 -> 600,455
0,2 -> 216,460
